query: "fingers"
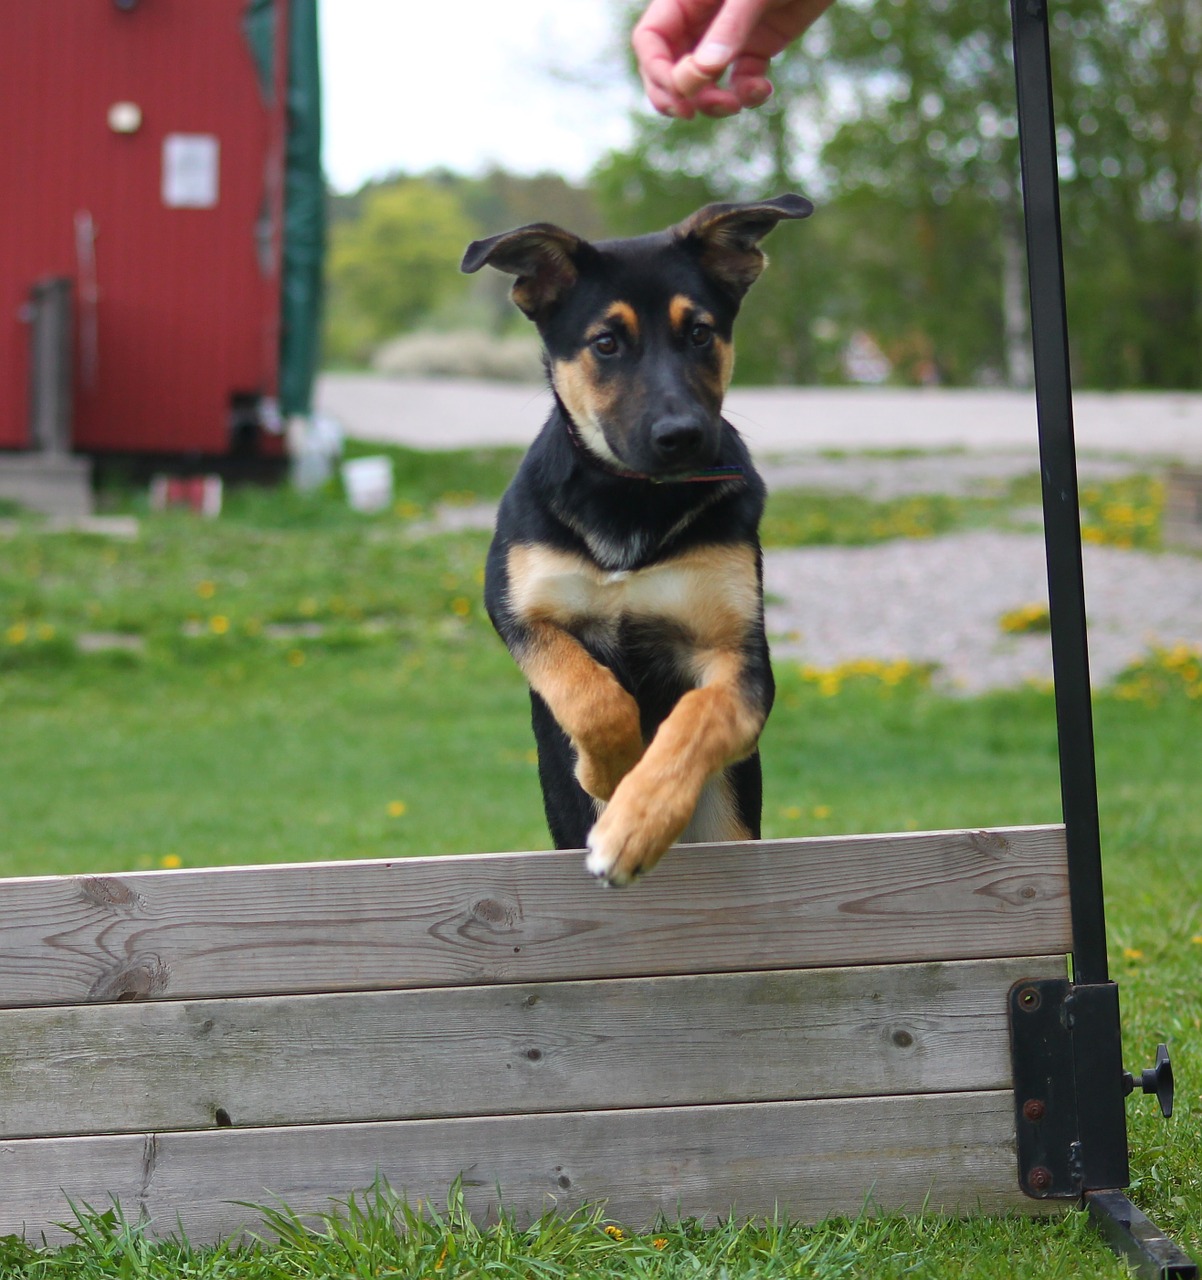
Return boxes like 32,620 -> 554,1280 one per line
631,0 -> 714,118
633,0 -> 834,118
669,0 -> 774,98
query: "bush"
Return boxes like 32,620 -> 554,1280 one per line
372,329 -> 544,382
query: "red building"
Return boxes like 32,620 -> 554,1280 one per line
0,0 -> 322,466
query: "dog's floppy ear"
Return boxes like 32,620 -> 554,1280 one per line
673,194 -> 814,301
461,223 -> 586,321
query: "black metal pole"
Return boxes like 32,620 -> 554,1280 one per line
1009,0 -> 1109,987
1009,8 -> 1198,1273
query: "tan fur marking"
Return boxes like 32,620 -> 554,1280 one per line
587,647 -> 765,880
604,301 -> 639,341
550,354 -> 625,468
714,335 -> 735,392
669,294 -> 695,333
507,543 -> 759,651
514,619 -> 643,801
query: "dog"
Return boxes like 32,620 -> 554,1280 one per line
461,194 -> 813,885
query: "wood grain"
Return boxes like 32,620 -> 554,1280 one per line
0,956 -> 1066,1139
0,826 -> 1069,1007
0,1091 -> 1059,1244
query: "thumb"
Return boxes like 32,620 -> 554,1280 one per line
671,0 -> 775,95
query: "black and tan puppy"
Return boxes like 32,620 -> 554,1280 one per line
461,194 -> 813,884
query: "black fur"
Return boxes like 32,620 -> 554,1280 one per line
462,196 -> 812,881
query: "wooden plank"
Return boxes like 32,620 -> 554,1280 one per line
0,826 -> 1069,1007
0,1091 -> 1060,1244
0,956 -> 1067,1139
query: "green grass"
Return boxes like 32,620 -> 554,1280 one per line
761,471 -> 1168,549
0,1181 -> 1144,1278
0,449 -> 1198,1275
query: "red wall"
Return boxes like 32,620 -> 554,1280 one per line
0,0 -> 284,452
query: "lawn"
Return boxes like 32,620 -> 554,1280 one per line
0,447 -> 1198,1276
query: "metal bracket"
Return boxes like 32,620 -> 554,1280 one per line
1008,978 -> 1128,1198
1087,1191 -> 1199,1280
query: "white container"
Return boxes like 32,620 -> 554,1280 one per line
341,455 -> 393,513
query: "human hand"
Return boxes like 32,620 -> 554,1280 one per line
632,0 -> 834,119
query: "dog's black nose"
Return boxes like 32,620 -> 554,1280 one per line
651,418 -> 706,465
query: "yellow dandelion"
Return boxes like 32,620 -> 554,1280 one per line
160,854 -> 182,869
603,1224 -> 625,1240
286,648 -> 305,667
525,749 -> 539,765
1191,936 -> 1202,946
36,623 -> 55,641
395,500 -> 422,520
818,673 -> 842,697
652,1237 -> 668,1250
6,622 -> 28,645
299,597 -> 319,617
387,800 -> 407,818
813,804 -> 832,820
196,580 -> 217,599
781,805 -> 803,821
1123,947 -> 1144,961
450,596 -> 472,617
209,615 -> 230,635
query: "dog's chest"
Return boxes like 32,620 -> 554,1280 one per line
507,542 -> 758,652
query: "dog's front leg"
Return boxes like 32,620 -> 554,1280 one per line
513,620 -> 644,802
585,651 -> 765,884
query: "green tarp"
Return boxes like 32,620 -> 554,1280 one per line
244,0 -> 325,418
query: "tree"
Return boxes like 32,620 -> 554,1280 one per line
325,180 -> 478,361
596,0 -> 1202,389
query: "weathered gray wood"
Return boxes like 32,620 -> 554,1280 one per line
0,826 -> 1069,1007
0,956 -> 1067,1139
0,1091 -> 1060,1244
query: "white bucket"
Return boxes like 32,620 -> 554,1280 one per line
341,455 -> 394,513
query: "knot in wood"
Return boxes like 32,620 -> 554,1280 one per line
968,830 -> 1010,859
79,875 -> 147,915
87,954 -> 170,1002
468,897 -> 518,930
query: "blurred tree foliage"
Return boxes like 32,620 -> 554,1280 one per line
592,0 -> 1202,388
324,170 -> 601,364
323,0 -> 1200,388
325,180 -> 477,364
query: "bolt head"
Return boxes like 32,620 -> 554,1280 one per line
1028,1165 -> 1054,1195
1023,1099 -> 1046,1122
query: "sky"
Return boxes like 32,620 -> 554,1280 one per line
318,0 -> 640,193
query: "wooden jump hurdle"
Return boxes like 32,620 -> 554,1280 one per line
0,1 -> 1194,1273
0,826 -> 1070,1241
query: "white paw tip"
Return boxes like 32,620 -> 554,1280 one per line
585,838 -> 631,886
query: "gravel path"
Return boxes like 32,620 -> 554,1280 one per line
764,531 -> 1202,692
403,446 -> 1202,693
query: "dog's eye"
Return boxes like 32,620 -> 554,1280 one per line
690,323 -> 713,348
591,332 -> 619,357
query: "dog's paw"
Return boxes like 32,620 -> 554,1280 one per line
584,777 -> 692,885
585,826 -> 645,886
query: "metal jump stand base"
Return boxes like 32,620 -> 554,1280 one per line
1009,1 -> 1196,1275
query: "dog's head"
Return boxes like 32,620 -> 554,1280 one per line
461,195 -> 813,478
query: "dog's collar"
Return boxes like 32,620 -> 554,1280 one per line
562,416 -> 744,485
